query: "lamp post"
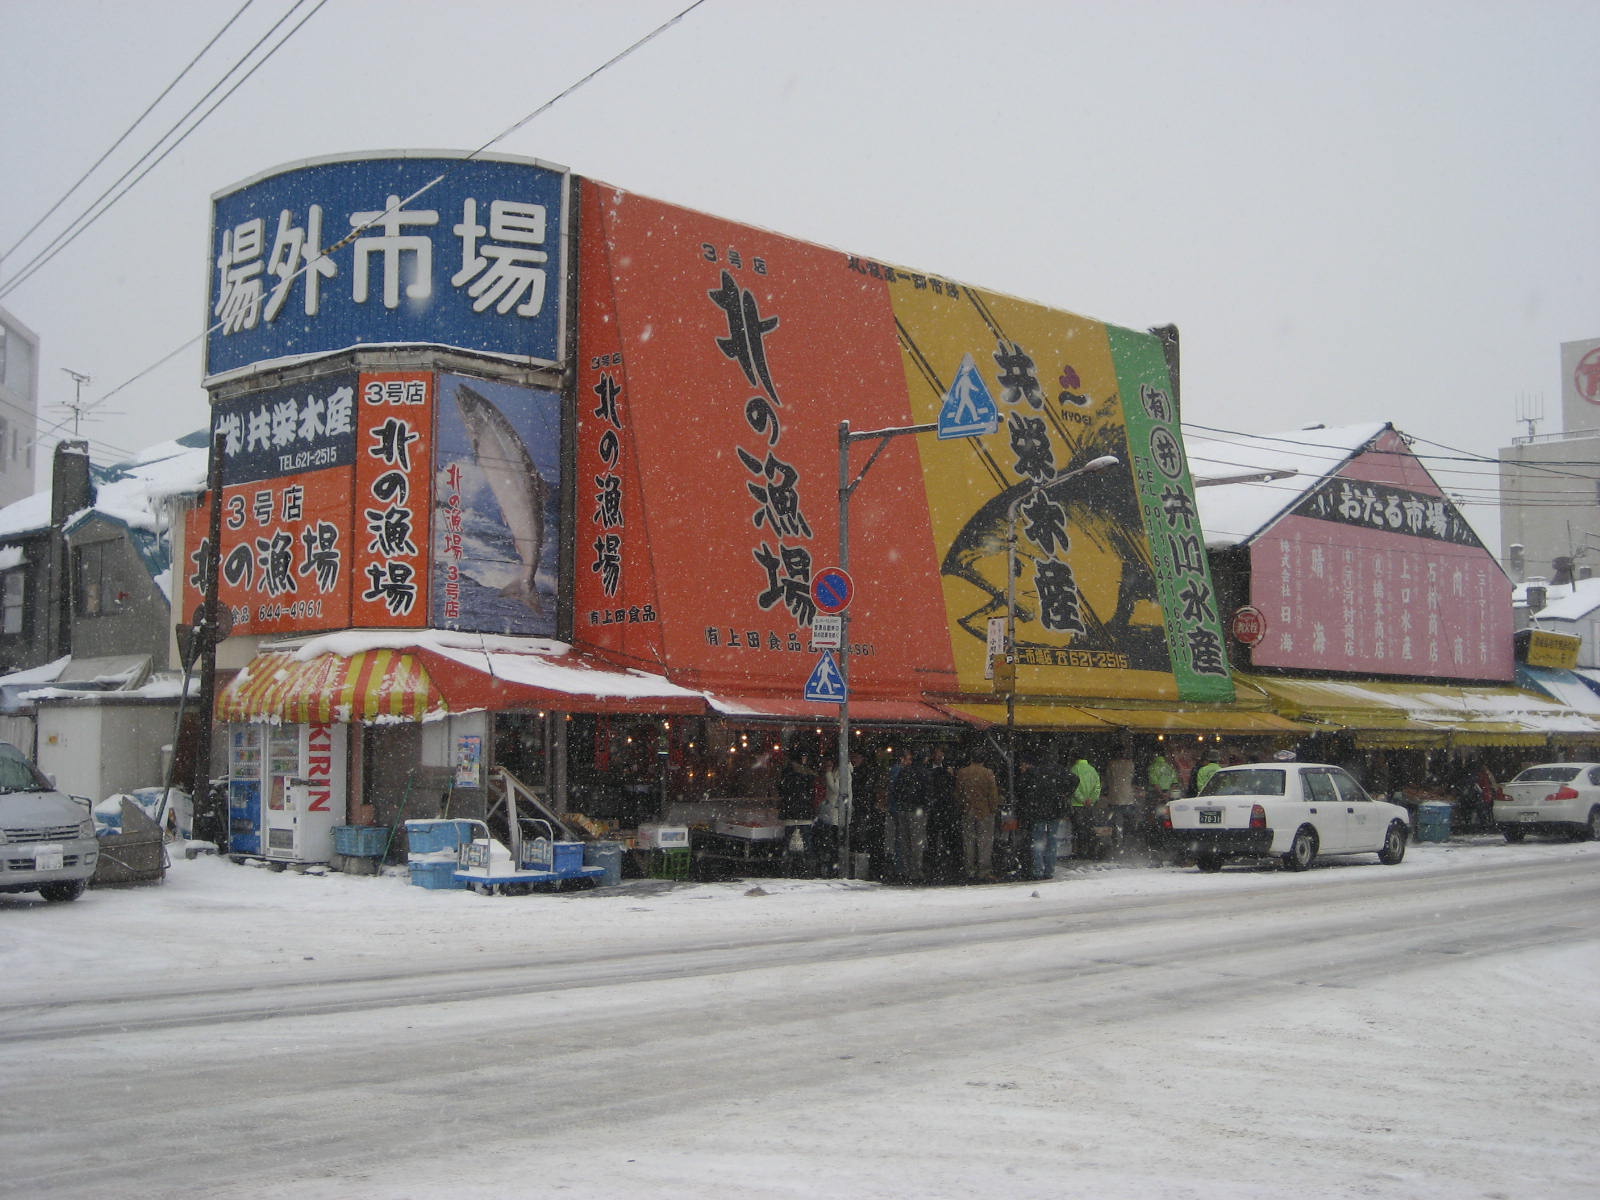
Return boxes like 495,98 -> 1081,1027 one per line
835,417 -> 939,878
1002,454 -> 1121,811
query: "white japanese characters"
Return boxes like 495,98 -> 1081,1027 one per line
213,194 -> 552,334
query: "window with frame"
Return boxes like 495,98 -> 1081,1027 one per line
74,541 -> 128,616
0,567 -> 22,636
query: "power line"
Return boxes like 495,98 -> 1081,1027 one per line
90,0 -> 710,418
0,0 -> 325,304
0,0 -> 255,268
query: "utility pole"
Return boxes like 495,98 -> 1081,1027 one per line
189,431 -> 228,852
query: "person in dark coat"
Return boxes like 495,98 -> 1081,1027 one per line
1017,746 -> 1074,879
848,745 -> 887,879
922,743 -> 962,883
886,746 -> 927,883
777,748 -> 818,873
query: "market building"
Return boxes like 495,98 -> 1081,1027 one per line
187,151 -> 1596,877
1189,422 -> 1600,822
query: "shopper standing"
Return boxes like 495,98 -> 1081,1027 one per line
1068,749 -> 1102,858
923,744 -> 961,883
887,746 -> 928,883
955,747 -> 1004,882
1017,747 -> 1074,879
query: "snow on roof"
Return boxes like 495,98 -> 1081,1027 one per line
260,628 -> 704,701
0,434 -> 208,543
1188,421 -> 1389,549
91,436 -> 209,534
1516,577 -> 1600,621
0,490 -> 54,540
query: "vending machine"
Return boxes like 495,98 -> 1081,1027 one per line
226,722 -> 348,862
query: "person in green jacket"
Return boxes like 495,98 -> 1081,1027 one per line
1147,750 -> 1181,801
1068,753 -> 1101,857
1194,748 -> 1224,794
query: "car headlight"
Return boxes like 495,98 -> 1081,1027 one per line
78,818 -> 95,839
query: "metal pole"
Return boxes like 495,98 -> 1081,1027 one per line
836,420 -> 853,879
833,419 -> 941,880
191,431 -> 226,851
1006,505 -> 1018,813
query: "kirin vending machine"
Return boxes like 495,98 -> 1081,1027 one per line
227,721 -> 347,862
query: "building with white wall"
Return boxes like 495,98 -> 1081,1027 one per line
0,305 -> 40,509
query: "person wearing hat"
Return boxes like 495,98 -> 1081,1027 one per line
1194,747 -> 1224,794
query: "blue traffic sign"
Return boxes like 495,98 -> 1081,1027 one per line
938,353 -> 999,439
804,651 -> 847,703
812,567 -> 854,615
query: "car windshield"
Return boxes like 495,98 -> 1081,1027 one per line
1512,766 -> 1582,784
1199,768 -> 1285,798
0,743 -> 51,793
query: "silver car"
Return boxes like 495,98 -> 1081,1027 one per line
0,742 -> 98,902
1496,763 -> 1600,843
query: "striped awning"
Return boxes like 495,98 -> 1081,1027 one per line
216,649 -> 446,724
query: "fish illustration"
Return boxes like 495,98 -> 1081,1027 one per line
454,383 -> 548,609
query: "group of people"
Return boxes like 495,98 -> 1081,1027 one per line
769,734 -> 1246,885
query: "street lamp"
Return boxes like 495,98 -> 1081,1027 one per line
1002,454 -> 1121,812
835,417 -> 940,879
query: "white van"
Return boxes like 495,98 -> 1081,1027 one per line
0,742 -> 98,902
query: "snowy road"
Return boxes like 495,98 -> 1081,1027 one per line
2,845 -> 1597,1198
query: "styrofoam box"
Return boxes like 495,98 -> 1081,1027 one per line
636,823 -> 690,849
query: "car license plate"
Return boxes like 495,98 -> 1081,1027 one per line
1520,812 -> 1537,822
33,845 -> 65,871
1198,809 -> 1223,825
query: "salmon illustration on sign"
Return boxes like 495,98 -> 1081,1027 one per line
455,383 -> 549,608
435,377 -> 560,635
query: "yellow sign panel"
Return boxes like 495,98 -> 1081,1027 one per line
1525,629 -> 1581,670
991,653 -> 1016,691
889,283 -> 1226,703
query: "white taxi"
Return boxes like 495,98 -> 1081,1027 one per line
1161,762 -> 1411,873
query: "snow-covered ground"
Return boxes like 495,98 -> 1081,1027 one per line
3,837 -> 1597,1199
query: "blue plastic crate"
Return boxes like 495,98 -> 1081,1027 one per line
333,824 -> 390,857
524,840 -> 586,873
405,819 -> 474,854
554,842 -> 584,873
583,841 -> 623,887
1416,802 -> 1452,843
409,860 -> 467,890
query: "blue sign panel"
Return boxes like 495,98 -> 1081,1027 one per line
206,153 -> 569,379
938,352 -> 1000,439
804,650 -> 847,703
212,372 -> 359,486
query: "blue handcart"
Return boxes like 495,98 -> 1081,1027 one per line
453,817 -> 606,896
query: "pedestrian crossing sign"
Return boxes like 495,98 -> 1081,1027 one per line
937,353 -> 1000,439
804,650 -> 846,703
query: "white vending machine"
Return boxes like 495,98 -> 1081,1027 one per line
227,721 -> 348,863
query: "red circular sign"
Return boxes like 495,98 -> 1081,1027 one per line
1576,346 -> 1600,406
811,567 -> 854,615
1231,605 -> 1267,646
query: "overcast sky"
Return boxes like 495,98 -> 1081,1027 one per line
3,0 -> 1596,550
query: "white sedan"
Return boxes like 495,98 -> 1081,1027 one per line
1495,763 -> 1600,842
1161,762 -> 1411,873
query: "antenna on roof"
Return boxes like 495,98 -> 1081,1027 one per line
1515,392 -> 1544,440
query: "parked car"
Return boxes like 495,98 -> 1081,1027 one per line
0,741 -> 98,902
1495,763 -> 1600,843
1161,762 -> 1410,873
